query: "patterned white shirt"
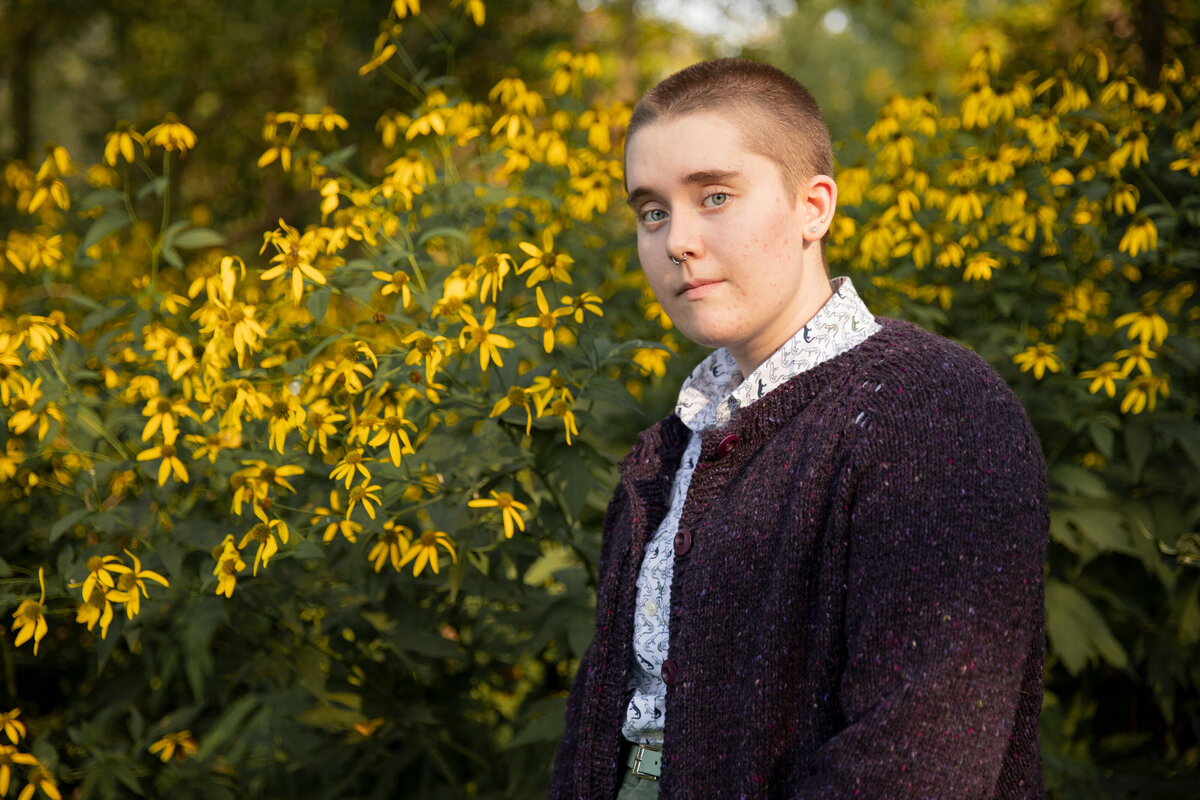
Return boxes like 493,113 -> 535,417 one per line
621,276 -> 882,745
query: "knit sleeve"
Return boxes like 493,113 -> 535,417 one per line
794,354 -> 1048,799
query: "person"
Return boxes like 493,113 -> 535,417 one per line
548,59 -> 1048,800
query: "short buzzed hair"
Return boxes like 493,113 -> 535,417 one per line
626,59 -> 833,201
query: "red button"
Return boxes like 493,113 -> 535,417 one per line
673,529 -> 692,556
661,659 -> 677,687
715,433 -> 739,458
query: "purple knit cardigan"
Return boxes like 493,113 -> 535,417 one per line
549,319 -> 1048,799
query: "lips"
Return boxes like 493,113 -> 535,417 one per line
678,279 -> 722,299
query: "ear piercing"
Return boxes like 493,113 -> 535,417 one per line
810,225 -> 819,233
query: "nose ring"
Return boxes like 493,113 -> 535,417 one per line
670,253 -> 687,265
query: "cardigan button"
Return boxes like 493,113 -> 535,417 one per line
673,528 -> 692,556
661,659 -> 677,687
715,433 -> 739,458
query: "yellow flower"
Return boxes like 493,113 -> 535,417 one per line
1078,362 -> 1121,397
312,492 -> 363,543
107,549 -> 170,619
264,386 -> 306,453
11,569 -> 48,654
962,252 -> 999,282
632,347 -> 670,377
346,481 -> 384,520
368,411 -> 416,467
149,731 -> 199,763
0,745 -> 39,796
137,439 -> 190,486
260,219 -> 327,304
304,400 -> 345,456
1115,343 -> 1156,377
397,529 -> 457,576
372,268 -> 414,308
1118,216 -> 1158,257
402,331 -> 449,380
517,230 -> 574,287
468,490 -> 528,539
474,252 -> 514,303
141,395 -> 197,441
1114,310 -> 1168,346
240,459 -> 305,495
331,449 -> 373,489
1012,343 -> 1063,379
1120,373 -> 1169,414
490,386 -> 533,435
459,307 -> 514,371
369,523 -> 413,572
560,291 -> 603,323
238,519 -> 290,575
75,588 -> 115,639
103,122 -> 147,166
212,536 -> 245,597
0,710 -> 25,745
72,554 -> 121,603
516,287 -> 570,353
548,396 -> 580,445
145,113 -> 197,155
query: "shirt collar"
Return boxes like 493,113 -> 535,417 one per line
675,276 -> 880,431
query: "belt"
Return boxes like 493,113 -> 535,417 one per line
624,741 -> 662,780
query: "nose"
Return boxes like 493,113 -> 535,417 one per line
665,208 -> 703,264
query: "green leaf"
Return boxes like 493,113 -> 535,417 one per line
1048,464 -> 1109,498
50,508 -> 91,543
306,285 -> 331,322
1088,419 -> 1115,459
293,541 -> 325,560
417,226 -> 471,248
1045,579 -> 1128,675
192,695 -> 259,762
1126,424 -> 1152,483
503,702 -> 565,749
172,227 -> 226,249
79,212 -> 131,253
318,144 -> 357,168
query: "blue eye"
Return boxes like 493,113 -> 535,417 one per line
706,192 -> 728,207
640,208 -> 667,223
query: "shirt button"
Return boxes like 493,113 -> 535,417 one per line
661,659 -> 677,687
673,528 -> 692,556
715,433 -> 739,458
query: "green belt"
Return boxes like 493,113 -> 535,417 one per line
625,742 -> 662,780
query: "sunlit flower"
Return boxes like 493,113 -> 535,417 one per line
474,252 -> 514,303
368,411 -> 416,467
145,113 -> 197,155
1012,343 -> 1063,379
345,481 -> 384,520
468,490 -> 528,539
402,331 -> 450,380
149,730 -> 199,763
12,568 -> 48,655
212,536 -> 245,597
238,519 -> 290,575
459,307 -> 514,370
1078,362 -> 1121,397
141,394 -> 197,441
331,449 -> 373,488
372,268 -> 414,308
369,522 -> 413,572
1114,309 -> 1168,346
312,491 -> 363,543
1120,373 -> 1170,414
516,287 -> 570,353
517,230 -> 573,286
560,291 -> 603,323
137,438 -> 190,486
0,710 -> 26,745
397,529 -> 457,576
103,122 -> 147,166
490,386 -> 534,435
1115,343 -> 1156,377
105,550 -> 169,619
1118,216 -> 1158,257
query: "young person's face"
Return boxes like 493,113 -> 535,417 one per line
625,111 -> 834,375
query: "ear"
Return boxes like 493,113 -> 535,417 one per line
799,174 -> 837,243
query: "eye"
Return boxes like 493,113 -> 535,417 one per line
704,192 -> 729,207
639,208 -> 667,224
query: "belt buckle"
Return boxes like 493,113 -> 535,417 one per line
630,743 -> 662,781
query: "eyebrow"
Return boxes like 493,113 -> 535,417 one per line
626,169 -> 741,209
